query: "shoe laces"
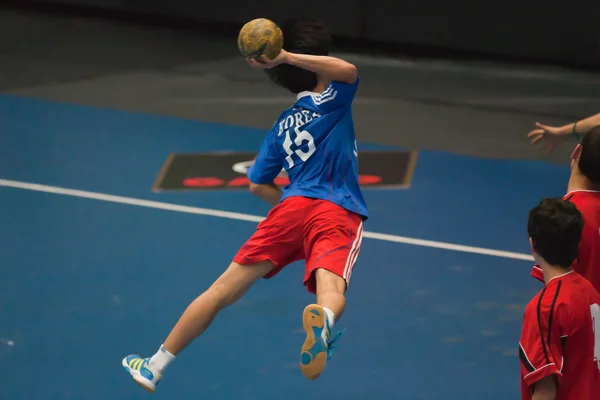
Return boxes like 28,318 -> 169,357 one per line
326,329 -> 346,360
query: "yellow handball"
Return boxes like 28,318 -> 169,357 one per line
237,18 -> 283,59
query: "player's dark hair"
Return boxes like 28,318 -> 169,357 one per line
265,18 -> 331,94
578,126 -> 600,184
527,198 -> 584,268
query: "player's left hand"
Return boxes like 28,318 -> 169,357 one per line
246,50 -> 289,69
527,122 -> 568,155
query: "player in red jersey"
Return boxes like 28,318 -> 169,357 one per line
528,122 -> 600,291
520,198 -> 600,400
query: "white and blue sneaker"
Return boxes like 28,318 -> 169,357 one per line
122,355 -> 162,392
300,304 -> 344,380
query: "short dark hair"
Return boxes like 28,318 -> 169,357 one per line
578,126 -> 600,184
527,198 -> 584,267
265,18 -> 331,94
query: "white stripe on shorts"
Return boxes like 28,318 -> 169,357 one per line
346,235 -> 363,284
343,222 -> 363,282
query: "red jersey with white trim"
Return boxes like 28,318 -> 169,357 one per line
530,190 -> 600,291
519,271 -> 600,400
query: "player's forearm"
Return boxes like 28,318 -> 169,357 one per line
249,183 -> 282,207
558,113 -> 600,136
284,53 -> 357,84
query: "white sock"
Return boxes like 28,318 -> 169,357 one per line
322,306 -> 335,329
149,345 -> 176,372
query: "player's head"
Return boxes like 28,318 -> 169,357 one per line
570,125 -> 600,184
527,198 -> 584,268
265,18 -> 331,94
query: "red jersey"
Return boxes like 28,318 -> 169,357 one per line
531,190 -> 600,291
519,271 -> 600,400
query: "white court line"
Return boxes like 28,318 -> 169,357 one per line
0,179 -> 534,262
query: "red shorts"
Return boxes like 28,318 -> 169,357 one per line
233,196 -> 364,293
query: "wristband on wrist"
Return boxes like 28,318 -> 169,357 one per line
572,122 -> 581,140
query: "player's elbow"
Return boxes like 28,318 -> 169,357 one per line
249,182 -> 264,196
338,63 -> 358,84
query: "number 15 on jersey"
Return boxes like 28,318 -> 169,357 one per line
282,127 -> 315,168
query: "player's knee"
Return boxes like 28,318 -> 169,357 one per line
207,282 -> 243,309
314,268 -> 347,295
207,261 -> 273,308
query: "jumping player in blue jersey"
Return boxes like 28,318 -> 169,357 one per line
122,18 -> 368,391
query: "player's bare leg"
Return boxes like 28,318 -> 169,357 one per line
163,260 -> 275,354
314,268 -> 347,318
122,260 -> 274,392
300,268 -> 347,380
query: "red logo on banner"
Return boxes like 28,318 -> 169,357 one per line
182,177 -> 224,187
358,175 -> 382,185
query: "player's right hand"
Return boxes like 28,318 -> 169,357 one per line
246,50 -> 289,69
527,122 -> 568,155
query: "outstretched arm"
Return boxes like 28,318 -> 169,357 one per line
554,113 -> 600,136
528,112 -> 600,154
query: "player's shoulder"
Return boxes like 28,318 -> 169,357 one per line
296,78 -> 360,108
524,273 -> 574,316
564,190 -> 600,210
545,272 -> 599,312
559,270 -> 598,295
322,77 -> 360,98
328,77 -> 361,90
547,271 -> 589,301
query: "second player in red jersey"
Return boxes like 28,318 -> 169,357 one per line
520,198 -> 600,400
529,125 -> 600,291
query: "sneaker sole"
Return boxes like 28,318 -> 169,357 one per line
300,304 -> 328,380
122,357 -> 156,393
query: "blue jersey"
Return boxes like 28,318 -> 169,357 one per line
247,78 -> 368,219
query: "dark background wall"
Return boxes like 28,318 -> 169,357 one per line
7,0 -> 600,68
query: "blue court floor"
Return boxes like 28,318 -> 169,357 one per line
0,94 -> 570,399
